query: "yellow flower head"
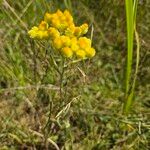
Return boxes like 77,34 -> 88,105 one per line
53,37 -> 63,49
44,13 -> 53,23
49,11 -> 68,31
76,50 -> 86,59
60,36 -> 71,47
64,10 -> 73,23
70,37 -> 79,52
80,23 -> 88,35
78,37 -> 91,49
65,24 -> 75,36
85,47 -> 96,58
48,27 -> 60,39
71,44 -> 79,52
61,47 -> 73,58
38,21 -> 48,30
28,25 -> 49,39
59,22 -> 68,31
60,15 -> 66,22
37,30 -> 49,39
74,27 -> 82,37
51,18 -> 60,29
28,26 -> 39,38
55,10 -> 65,22
56,9 -> 64,18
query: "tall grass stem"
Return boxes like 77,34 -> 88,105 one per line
124,0 -> 139,114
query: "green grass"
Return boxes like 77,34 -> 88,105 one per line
0,0 -> 150,149
124,0 -> 139,114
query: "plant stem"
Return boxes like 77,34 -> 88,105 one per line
59,57 -> 65,101
125,0 -> 134,95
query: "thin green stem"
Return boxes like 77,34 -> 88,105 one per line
59,57 -> 65,101
125,0 -> 134,95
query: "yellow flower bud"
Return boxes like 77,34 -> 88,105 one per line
74,27 -> 82,37
29,21 -> 49,39
64,10 -> 73,23
48,27 -> 60,39
56,9 -> 64,18
61,47 -> 73,58
37,30 -> 49,39
59,23 -> 68,31
53,37 -> 63,49
38,21 -> 48,30
76,50 -> 86,59
64,10 -> 71,17
51,13 -> 59,20
70,37 -> 79,52
71,44 -> 79,52
28,26 -> 39,38
78,37 -> 91,49
80,23 -> 88,35
85,47 -> 96,58
71,37 -> 77,43
60,15 -> 66,22
51,18 -> 60,29
44,13 -> 53,23
65,24 -> 75,36
61,36 -> 71,47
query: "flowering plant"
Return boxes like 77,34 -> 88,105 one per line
28,9 -> 95,59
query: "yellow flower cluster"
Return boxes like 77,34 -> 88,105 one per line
28,9 -> 95,59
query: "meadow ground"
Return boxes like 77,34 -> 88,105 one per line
0,0 -> 150,149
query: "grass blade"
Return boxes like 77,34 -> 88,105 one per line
124,0 -> 139,114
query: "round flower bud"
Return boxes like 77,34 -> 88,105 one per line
78,37 -> 91,49
51,18 -> 60,29
64,10 -> 73,23
70,37 -> 79,52
61,36 -> 71,47
48,27 -> 60,39
58,22 -> 68,31
53,37 -> 63,49
44,13 -> 53,23
85,47 -> 96,58
38,21 -> 48,30
80,23 -> 88,35
74,27 -> 81,37
61,47 -> 73,58
28,26 -> 39,38
65,24 -> 75,36
56,9 -> 64,18
76,50 -> 86,59
37,30 -> 49,39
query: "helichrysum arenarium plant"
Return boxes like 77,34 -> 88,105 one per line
28,9 -> 95,59
28,10 -> 96,141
